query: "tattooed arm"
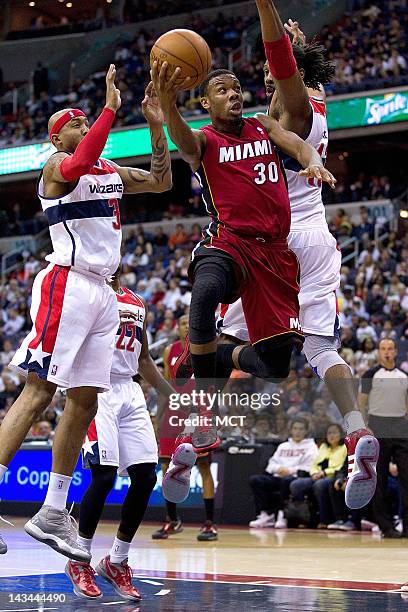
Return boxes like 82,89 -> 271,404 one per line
113,82 -> 172,194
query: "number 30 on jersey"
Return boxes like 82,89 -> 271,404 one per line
253,161 -> 279,185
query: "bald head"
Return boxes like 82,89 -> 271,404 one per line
48,108 -> 76,135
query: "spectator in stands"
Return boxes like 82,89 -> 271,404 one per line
289,424 -> 347,529
0,340 -> 15,366
1,308 -> 25,337
353,206 -> 375,241
168,223 -> 189,249
354,337 -> 378,373
358,338 -> 408,538
248,419 -> 317,528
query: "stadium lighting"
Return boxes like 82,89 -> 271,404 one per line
29,1 -> 35,5
66,1 -> 72,5
400,210 -> 408,219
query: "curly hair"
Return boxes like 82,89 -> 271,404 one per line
292,41 -> 335,89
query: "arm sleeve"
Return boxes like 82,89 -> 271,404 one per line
60,108 -> 115,181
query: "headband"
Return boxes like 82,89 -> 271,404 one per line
49,109 -> 86,141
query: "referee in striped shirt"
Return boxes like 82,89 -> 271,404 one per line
358,338 -> 408,538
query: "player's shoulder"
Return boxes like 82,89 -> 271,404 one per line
309,96 -> 327,118
117,287 -> 145,309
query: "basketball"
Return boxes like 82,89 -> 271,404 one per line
150,29 -> 212,90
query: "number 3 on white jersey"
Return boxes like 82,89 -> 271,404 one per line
253,161 -> 279,185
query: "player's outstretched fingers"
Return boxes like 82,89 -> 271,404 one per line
321,168 -> 337,189
166,66 -> 182,90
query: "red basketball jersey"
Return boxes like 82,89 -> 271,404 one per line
196,117 -> 290,239
167,340 -> 184,381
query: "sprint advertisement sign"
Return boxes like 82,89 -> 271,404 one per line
327,90 -> 408,129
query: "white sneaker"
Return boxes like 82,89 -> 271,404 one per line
249,512 -> 275,528
274,510 -> 287,529
162,443 -> 197,503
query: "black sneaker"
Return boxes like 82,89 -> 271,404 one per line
151,520 -> 183,540
197,521 -> 218,541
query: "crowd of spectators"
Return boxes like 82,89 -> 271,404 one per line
1,0 -> 407,145
319,0 -> 408,95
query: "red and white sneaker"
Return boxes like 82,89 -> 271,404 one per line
345,428 -> 380,509
65,560 -> 102,599
162,443 -> 197,503
96,555 -> 141,601
401,582 -> 408,592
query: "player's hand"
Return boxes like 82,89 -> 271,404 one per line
300,165 -> 337,189
277,467 -> 290,477
105,64 -> 121,112
150,61 -> 191,111
142,81 -> 165,128
284,19 -> 306,46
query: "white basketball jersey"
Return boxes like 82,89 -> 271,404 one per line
281,98 -> 329,231
38,156 -> 123,278
111,287 -> 145,380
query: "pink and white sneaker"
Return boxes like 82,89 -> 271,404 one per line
162,443 -> 197,503
345,428 -> 379,509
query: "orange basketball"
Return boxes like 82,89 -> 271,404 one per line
150,29 -> 212,91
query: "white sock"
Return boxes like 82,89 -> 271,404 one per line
0,464 -> 7,482
343,410 -> 366,435
109,537 -> 131,564
43,472 -> 72,511
77,535 -> 93,555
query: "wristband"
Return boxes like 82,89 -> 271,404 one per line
264,34 -> 297,80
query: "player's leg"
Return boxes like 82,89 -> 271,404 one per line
24,274 -> 119,560
96,381 -> 157,600
197,456 -> 217,541
0,373 -> 56,554
67,387 -> 122,599
24,385 -> 99,560
96,462 -> 156,602
66,464 -> 117,599
152,459 -> 183,539
188,254 -> 240,452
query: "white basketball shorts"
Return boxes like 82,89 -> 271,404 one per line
217,227 -> 341,340
10,263 -> 118,391
82,379 -> 158,475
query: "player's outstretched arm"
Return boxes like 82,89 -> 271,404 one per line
113,82 -> 172,194
256,0 -> 310,134
138,300 -> 176,398
45,64 -> 120,185
255,113 -> 336,189
151,60 -> 206,170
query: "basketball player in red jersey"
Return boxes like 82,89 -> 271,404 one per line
0,67 -> 172,559
153,315 -> 218,541
151,60 -> 336,459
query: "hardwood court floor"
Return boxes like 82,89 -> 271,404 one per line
1,518 -> 407,610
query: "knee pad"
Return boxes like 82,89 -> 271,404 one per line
90,465 -> 117,493
127,463 -> 157,491
253,336 -> 294,379
303,334 -> 351,380
189,259 -> 232,344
